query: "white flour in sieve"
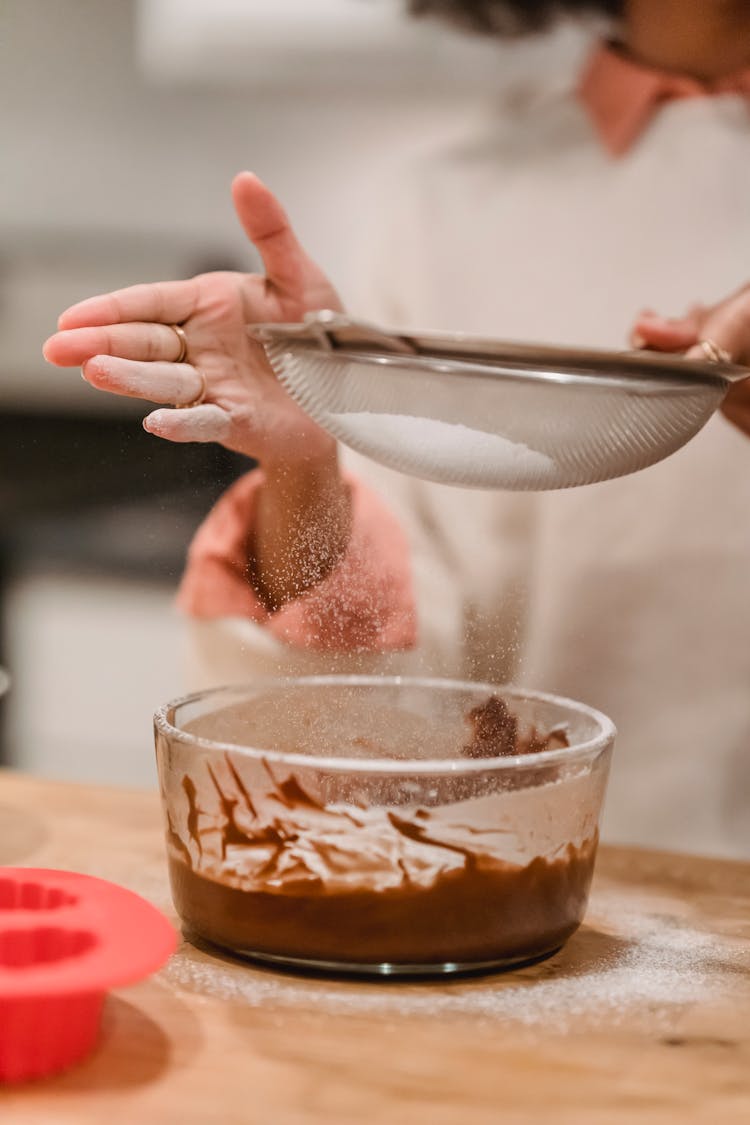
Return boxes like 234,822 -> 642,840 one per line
331,413 -> 555,481
159,888 -> 746,1034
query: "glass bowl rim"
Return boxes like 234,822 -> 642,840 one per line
154,675 -> 616,776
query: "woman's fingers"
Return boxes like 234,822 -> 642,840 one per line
630,312 -> 701,352
43,322 -> 186,367
685,290 -> 750,366
630,292 -> 750,365
687,294 -> 750,438
143,403 -> 231,444
629,291 -> 750,440
82,356 -> 205,406
57,279 -> 198,331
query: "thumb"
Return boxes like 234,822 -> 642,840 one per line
232,171 -> 311,296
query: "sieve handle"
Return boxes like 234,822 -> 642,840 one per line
251,312 -> 749,385
251,310 -> 417,356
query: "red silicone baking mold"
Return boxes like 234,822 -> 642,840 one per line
0,867 -> 176,1083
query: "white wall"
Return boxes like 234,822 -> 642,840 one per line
2,0 -> 483,306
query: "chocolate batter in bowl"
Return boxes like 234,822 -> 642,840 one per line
154,677 -> 615,976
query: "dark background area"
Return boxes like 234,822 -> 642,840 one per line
0,409 -> 247,763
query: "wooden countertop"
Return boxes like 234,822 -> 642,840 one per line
1,769 -> 748,1124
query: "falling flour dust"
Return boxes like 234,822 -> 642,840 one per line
159,887 -> 746,1034
333,412 -> 555,482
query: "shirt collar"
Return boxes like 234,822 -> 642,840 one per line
578,42 -> 750,156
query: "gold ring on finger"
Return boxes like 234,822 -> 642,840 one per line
175,368 -> 207,410
169,323 -> 189,364
699,338 -> 732,364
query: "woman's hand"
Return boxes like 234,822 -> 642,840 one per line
43,172 -> 342,471
630,284 -> 750,438
43,174 -> 351,610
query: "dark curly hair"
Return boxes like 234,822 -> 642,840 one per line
408,0 -> 624,36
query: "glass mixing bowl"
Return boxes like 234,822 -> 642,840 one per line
154,677 -> 615,976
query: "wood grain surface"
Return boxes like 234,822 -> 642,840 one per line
0,769 -> 748,1124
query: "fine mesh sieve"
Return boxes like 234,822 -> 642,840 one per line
252,311 -> 747,491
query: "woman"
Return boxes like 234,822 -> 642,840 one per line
44,0 -> 750,857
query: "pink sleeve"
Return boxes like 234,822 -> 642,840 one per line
176,469 -> 417,654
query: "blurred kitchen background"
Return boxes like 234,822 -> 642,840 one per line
0,0 -> 575,787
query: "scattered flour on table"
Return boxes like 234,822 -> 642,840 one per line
160,890 -> 746,1032
333,413 -> 555,482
